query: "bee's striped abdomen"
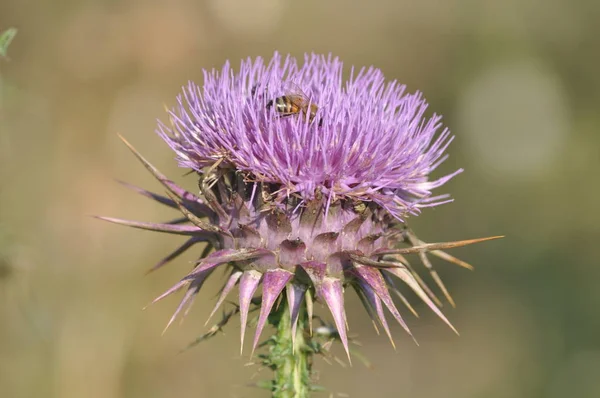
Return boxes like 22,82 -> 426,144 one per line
266,93 -> 321,125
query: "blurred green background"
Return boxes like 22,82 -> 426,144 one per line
1,1 -> 599,397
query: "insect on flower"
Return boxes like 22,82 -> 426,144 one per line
265,83 -> 324,127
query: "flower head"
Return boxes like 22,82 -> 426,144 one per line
160,53 -> 461,220
100,53 -> 499,359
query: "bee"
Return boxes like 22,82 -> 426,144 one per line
265,84 -> 323,127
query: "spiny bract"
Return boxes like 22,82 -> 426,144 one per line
100,52 -> 498,358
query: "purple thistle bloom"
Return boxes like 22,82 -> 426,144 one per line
160,53 -> 461,221
100,52 -> 500,359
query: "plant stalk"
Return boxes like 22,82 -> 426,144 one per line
269,297 -> 312,398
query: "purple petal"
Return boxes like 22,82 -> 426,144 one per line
152,249 -> 268,307
388,255 -> 443,307
382,272 -> 419,318
341,214 -> 367,237
252,269 -> 294,354
279,239 -> 307,271
298,198 -> 323,237
96,216 -> 203,235
265,210 -> 293,241
319,277 -> 350,362
230,192 -> 250,220
198,178 -> 231,222
286,283 -> 307,350
311,232 -> 340,259
117,180 -> 214,218
146,237 -> 204,274
298,261 -> 327,288
161,269 -> 213,334
355,281 -> 395,348
233,224 -> 263,248
164,190 -> 229,236
205,270 -> 242,325
117,180 -> 178,209
163,217 -> 190,225
351,265 -> 415,343
118,134 -> 208,208
384,266 -> 457,334
238,270 -> 262,354
356,234 -> 381,256
350,252 -> 442,307
352,285 -> 381,335
188,248 -> 273,277
148,279 -> 189,306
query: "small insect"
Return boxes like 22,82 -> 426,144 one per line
265,84 -> 323,127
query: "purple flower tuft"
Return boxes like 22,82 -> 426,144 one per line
158,52 -> 461,221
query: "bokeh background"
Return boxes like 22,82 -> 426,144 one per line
1,1 -> 599,397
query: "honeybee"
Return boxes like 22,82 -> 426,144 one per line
265,84 -> 323,127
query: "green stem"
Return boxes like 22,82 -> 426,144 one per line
269,296 -> 312,398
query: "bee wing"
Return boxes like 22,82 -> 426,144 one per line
287,82 -> 326,110
283,81 -> 325,125
281,81 -> 311,106
282,81 -> 305,94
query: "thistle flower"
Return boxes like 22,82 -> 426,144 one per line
100,53 -> 500,362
